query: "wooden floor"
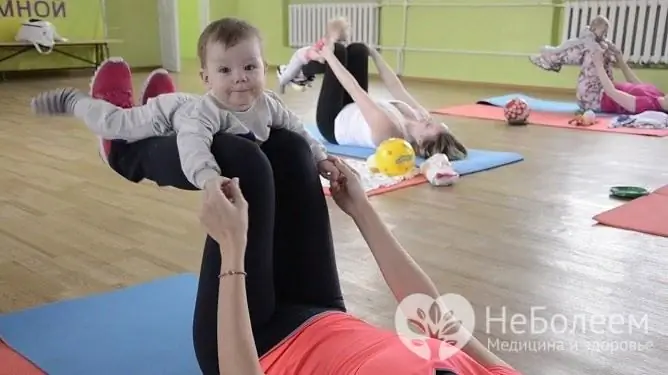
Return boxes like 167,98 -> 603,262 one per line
1,67 -> 667,375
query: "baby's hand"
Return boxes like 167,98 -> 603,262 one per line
204,175 -> 232,194
317,155 -> 343,189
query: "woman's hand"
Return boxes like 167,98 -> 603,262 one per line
607,42 -> 624,61
199,177 -> 249,255
329,158 -> 369,217
315,38 -> 336,60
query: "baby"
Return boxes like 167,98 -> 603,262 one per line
30,17 -> 339,191
530,15 -> 613,71
530,15 -> 618,111
277,17 -> 350,93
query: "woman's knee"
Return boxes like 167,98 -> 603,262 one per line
333,42 -> 347,59
211,134 -> 269,172
263,129 -> 314,164
346,42 -> 369,57
210,134 -> 274,190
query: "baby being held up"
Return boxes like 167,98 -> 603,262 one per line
277,17 -> 351,93
530,15 -> 615,72
31,17 -> 342,192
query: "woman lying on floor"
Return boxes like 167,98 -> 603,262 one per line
201,156 -> 521,375
314,40 -> 468,161
79,60 -> 518,375
591,47 -> 668,115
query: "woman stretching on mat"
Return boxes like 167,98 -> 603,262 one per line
199,157 -> 521,375
591,46 -> 668,114
314,40 -> 469,161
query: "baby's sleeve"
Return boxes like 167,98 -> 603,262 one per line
264,90 -> 328,162
173,99 -> 223,190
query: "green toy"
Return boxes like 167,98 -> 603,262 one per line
609,186 -> 650,199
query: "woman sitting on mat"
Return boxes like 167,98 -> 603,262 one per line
200,157 -> 521,375
591,46 -> 667,114
314,40 -> 468,161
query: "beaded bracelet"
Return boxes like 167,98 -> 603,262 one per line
218,270 -> 247,278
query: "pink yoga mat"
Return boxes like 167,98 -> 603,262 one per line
593,189 -> 668,237
654,185 -> 668,196
432,104 -> 668,137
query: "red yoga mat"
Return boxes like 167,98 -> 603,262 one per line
0,340 -> 43,375
593,191 -> 668,237
432,104 -> 668,137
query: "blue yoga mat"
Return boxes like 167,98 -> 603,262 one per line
306,125 -> 523,175
0,274 -> 200,375
477,93 -> 582,113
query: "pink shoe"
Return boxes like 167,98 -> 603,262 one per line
89,57 -> 135,164
139,68 -> 176,105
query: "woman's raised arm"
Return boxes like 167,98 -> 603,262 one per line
592,50 -> 637,113
367,47 -> 430,119
199,180 -> 266,375
331,159 -> 512,369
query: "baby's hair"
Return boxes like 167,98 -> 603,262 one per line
197,17 -> 263,68
328,16 -> 350,42
589,15 -> 610,32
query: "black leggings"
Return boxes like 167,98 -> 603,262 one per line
315,42 -> 370,144
302,60 -> 325,77
107,129 -> 346,374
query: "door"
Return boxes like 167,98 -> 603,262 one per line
158,0 -> 181,72
199,0 -> 210,32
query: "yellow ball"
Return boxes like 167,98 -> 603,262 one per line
374,138 -> 416,177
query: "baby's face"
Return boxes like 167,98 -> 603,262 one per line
201,37 -> 266,111
592,20 -> 609,40
327,20 -> 348,39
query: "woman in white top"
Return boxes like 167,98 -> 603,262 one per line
314,41 -> 468,160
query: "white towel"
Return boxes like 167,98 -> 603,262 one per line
611,111 -> 668,129
320,158 -> 419,192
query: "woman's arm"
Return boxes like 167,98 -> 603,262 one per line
367,48 -> 429,117
350,202 -> 510,368
608,44 -> 642,84
617,60 -> 642,84
320,47 -> 397,142
217,240 -> 266,375
592,52 -> 637,113
352,200 -> 439,303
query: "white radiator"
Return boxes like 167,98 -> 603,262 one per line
288,3 -> 380,48
561,0 -> 668,64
